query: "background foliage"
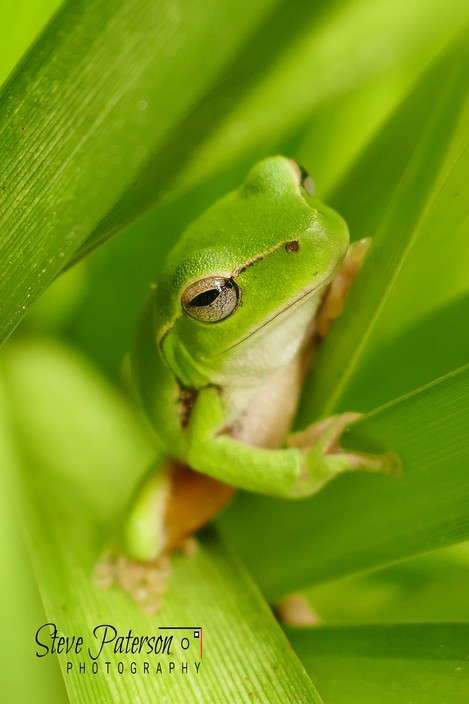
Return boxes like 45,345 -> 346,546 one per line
1,0 -> 468,702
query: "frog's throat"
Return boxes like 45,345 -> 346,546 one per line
161,334 -> 214,388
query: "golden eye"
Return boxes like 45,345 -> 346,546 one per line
181,276 -> 240,323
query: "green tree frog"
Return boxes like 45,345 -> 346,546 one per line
124,156 -> 396,564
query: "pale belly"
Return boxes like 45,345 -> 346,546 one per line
229,355 -> 305,448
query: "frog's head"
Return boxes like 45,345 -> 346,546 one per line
155,156 -> 349,387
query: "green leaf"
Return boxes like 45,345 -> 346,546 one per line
296,24 -> 469,423
287,623 -> 469,704
0,0 -> 279,344
305,542 -> 469,625
0,0 -> 61,86
219,365 -> 469,600
325,292 -> 469,416
172,0 -> 468,196
82,0 -> 468,257
1,340 -> 321,703
0,373 -> 67,704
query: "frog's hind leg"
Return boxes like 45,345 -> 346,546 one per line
163,461 -> 236,552
95,461 -> 234,612
123,459 -> 235,562
296,238 -> 371,382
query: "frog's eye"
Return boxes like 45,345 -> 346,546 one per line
181,276 -> 240,323
288,159 -> 315,196
298,165 -> 315,196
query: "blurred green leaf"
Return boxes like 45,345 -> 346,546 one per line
1,340 -> 321,703
306,542 -> 469,625
219,365 -> 469,600
0,375 -> 67,704
288,623 -> 469,704
333,292 -> 469,413
0,0 -> 61,86
297,24 -> 469,423
173,0 -> 468,195
78,0 -> 467,263
0,0 -> 280,344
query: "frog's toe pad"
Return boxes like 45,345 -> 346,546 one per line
94,552 -> 171,614
346,449 -> 402,477
379,451 -> 403,477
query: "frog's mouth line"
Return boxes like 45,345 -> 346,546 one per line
221,270 -> 334,354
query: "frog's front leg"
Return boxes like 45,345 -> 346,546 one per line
187,387 -> 398,499
287,413 -> 401,495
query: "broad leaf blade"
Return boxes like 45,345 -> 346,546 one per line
288,623 -> 469,704
306,542 -> 469,625
72,0 -> 468,265
327,293 -> 469,416
0,0 -> 61,86
173,0 -> 468,196
0,0 -> 279,344
0,374 -> 67,704
296,24 -> 469,423
219,365 -> 469,600
1,340 -> 321,703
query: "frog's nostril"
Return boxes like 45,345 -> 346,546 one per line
285,240 -> 300,253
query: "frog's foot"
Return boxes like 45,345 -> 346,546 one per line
288,413 -> 401,497
94,552 -> 171,614
317,238 -> 371,336
276,594 -> 320,626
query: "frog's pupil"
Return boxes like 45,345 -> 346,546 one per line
190,288 -> 220,307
